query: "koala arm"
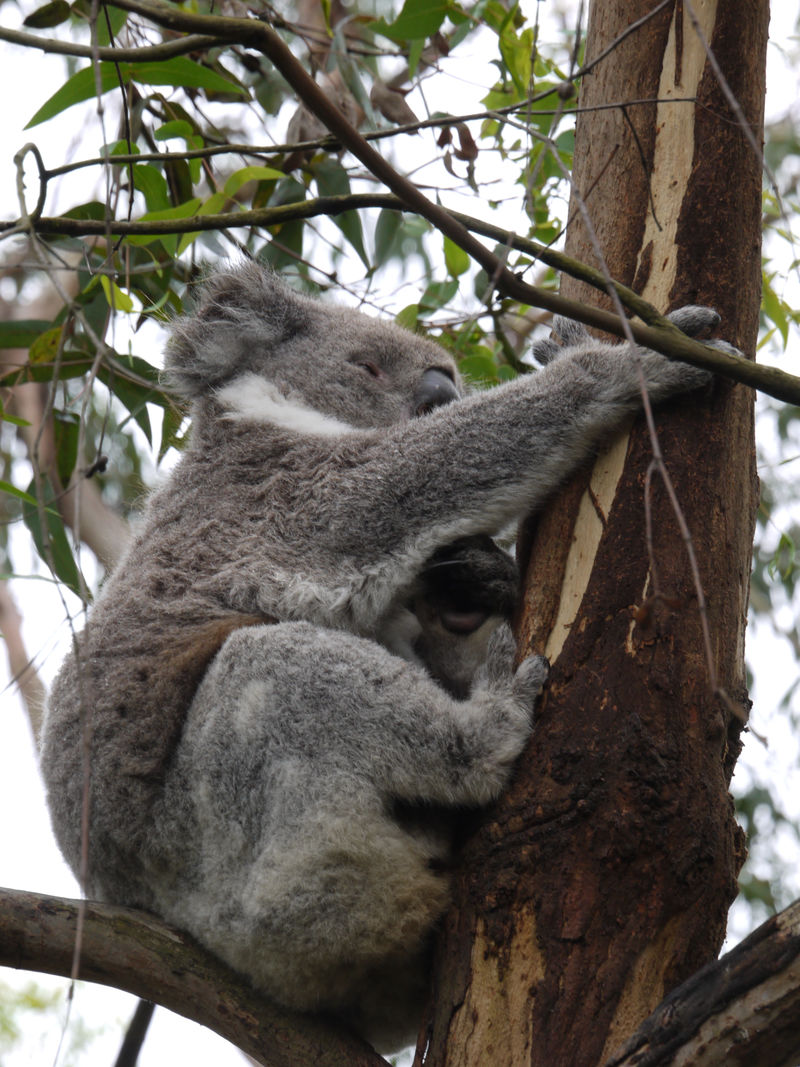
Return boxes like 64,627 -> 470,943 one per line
305,310 -> 719,628
190,621 -> 547,811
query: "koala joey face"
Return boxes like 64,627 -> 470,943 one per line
166,262 -> 463,431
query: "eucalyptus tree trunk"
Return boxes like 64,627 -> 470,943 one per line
416,1 -> 767,1064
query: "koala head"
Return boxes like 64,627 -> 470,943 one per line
166,262 -> 463,430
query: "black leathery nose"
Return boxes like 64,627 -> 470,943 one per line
413,368 -> 459,416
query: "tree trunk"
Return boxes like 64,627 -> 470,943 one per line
417,1 -> 766,1064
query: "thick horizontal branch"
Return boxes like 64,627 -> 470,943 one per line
605,897 -> 800,1067
7,192 -> 799,405
0,24 -> 225,61
0,887 -> 386,1067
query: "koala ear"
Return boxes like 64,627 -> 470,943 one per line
164,261 -> 314,399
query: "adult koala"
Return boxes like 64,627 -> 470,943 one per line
41,262 -> 724,1052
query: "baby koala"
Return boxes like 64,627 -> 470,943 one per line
41,263 -> 725,1051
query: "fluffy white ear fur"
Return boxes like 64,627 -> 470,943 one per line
216,373 -> 356,436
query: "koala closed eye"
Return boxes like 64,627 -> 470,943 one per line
353,358 -> 383,378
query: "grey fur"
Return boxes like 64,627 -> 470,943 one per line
41,263 -> 727,1052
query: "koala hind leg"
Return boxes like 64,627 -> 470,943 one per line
152,621 -> 546,1049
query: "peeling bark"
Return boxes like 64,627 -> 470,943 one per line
417,1 -> 766,1064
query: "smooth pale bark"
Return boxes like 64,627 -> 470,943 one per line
417,2 -> 766,1064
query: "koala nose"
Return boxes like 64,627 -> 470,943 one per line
413,368 -> 459,417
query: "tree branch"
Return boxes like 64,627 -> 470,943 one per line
0,25 -> 225,62
3,883 -> 798,1067
7,0 -> 796,402
0,887 -> 387,1067
5,193 -> 799,405
82,2 -> 703,340
604,898 -> 800,1067
0,584 -> 46,742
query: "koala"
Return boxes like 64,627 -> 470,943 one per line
40,262 -> 727,1052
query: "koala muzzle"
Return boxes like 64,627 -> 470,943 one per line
413,368 -> 459,417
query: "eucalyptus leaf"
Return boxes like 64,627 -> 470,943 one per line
26,58 -> 246,128
23,0 -> 70,28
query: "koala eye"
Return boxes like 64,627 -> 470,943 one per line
356,360 -> 383,379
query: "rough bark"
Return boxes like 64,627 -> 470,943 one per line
606,897 -> 800,1067
416,1 -> 765,1064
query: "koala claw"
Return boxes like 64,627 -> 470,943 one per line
513,653 -> 549,708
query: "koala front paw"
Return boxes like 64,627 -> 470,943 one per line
666,305 -> 720,338
632,304 -> 740,397
531,316 -> 590,366
461,627 -> 547,803
486,624 -> 548,711
513,652 -> 549,708
485,622 -> 517,683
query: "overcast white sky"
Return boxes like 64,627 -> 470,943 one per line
1,2 -> 799,1065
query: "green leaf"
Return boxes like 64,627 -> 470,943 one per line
133,164 -> 170,213
98,365 -> 154,444
0,409 -> 31,428
125,198 -> 202,252
499,26 -> 534,96
99,276 -> 135,313
97,5 -> 128,45
71,0 -> 127,41
53,411 -> 80,487
396,304 -> 419,331
0,320 -> 51,349
176,192 -> 229,255
371,0 -> 451,42
157,402 -> 187,462
22,475 -> 85,599
154,119 -> 195,142
123,57 -> 247,95
419,279 -> 459,313
223,165 -> 285,198
27,65 -> 122,127
62,200 -> 107,221
0,479 -> 38,506
313,160 -> 369,267
0,354 -> 92,388
444,235 -> 470,278
23,0 -> 70,27
29,327 -> 64,364
408,36 -> 425,77
26,58 -> 246,128
458,351 -> 501,387
374,209 -> 402,263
